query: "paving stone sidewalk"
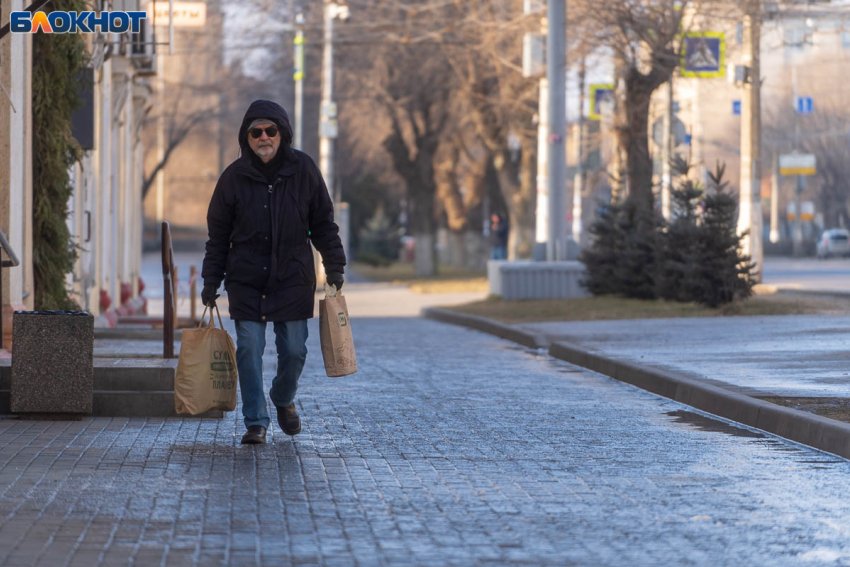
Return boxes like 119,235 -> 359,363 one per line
2,317 -> 850,566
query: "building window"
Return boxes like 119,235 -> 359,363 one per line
785,25 -> 813,52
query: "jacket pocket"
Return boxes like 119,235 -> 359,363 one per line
289,243 -> 315,284
227,249 -> 271,289
224,250 -> 243,283
274,244 -> 312,287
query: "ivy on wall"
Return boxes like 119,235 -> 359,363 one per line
31,0 -> 88,309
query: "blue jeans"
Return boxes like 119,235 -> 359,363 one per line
490,246 -> 507,260
234,319 -> 309,429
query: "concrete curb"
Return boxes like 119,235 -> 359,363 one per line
421,308 -> 547,350
423,307 -> 850,460
755,283 -> 850,301
774,287 -> 850,301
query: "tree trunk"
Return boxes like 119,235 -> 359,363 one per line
451,230 -> 466,268
382,117 -> 441,277
413,232 -> 435,276
624,76 -> 655,211
436,147 -> 467,232
409,176 -> 437,277
516,135 -> 537,258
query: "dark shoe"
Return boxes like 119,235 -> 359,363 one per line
241,425 -> 267,444
277,403 -> 301,435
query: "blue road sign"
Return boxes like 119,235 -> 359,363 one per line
589,84 -> 615,121
684,134 -> 692,146
796,96 -> 813,115
733,100 -> 741,116
681,32 -> 725,78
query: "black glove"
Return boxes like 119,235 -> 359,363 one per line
326,271 -> 344,291
201,284 -> 220,307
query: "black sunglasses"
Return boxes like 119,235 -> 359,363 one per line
249,126 -> 279,139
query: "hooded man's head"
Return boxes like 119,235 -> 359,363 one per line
238,100 -> 295,164
247,119 -> 280,163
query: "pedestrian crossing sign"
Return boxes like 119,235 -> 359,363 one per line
589,84 -> 615,121
680,32 -> 725,78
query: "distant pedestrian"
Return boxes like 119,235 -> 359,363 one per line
201,100 -> 346,445
489,213 -> 508,260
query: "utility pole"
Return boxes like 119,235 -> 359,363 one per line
610,58 -> 628,202
535,78 -> 549,250
319,1 -> 338,197
218,1 -> 226,175
737,0 -> 763,281
317,2 -> 348,282
529,0 -> 547,259
155,49 -> 165,225
661,75 -> 674,220
791,66 -> 804,256
572,58 -> 585,244
770,154 -> 780,243
661,0 -> 677,220
546,0 -> 566,261
293,11 -> 305,149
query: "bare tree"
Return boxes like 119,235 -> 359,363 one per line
576,0 -> 730,209
442,0 -> 539,258
336,0 -> 457,276
433,132 -> 494,267
379,50 -> 453,275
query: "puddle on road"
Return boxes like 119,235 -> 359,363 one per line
666,411 -> 848,466
747,438 -> 804,453
665,410 -> 765,438
499,343 -> 546,358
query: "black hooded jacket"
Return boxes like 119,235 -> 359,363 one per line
201,100 -> 346,322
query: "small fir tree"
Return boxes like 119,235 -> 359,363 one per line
580,197 -> 661,299
613,199 -> 661,299
688,163 -> 756,307
656,156 -> 703,302
579,201 -> 626,296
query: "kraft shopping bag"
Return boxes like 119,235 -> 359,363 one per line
319,284 -> 358,377
174,305 -> 238,415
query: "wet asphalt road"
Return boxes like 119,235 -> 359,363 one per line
2,318 -> 850,565
763,256 -> 850,292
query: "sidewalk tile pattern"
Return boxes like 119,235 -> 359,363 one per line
0,318 -> 849,566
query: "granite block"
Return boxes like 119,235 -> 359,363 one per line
10,311 -> 94,416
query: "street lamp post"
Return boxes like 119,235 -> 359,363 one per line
316,1 -> 349,283
573,58 -> 586,244
293,12 -> 305,150
737,0 -> 763,281
546,0 -> 567,261
319,2 -> 349,200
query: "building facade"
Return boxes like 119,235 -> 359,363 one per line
0,0 -> 157,341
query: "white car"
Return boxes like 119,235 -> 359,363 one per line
816,229 -> 850,259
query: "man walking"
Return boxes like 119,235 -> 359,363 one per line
489,213 -> 508,260
201,100 -> 346,444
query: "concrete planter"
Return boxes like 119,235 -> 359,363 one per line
10,311 -> 94,419
487,260 -> 589,300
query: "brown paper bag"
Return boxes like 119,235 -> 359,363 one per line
319,284 -> 357,377
174,305 -> 238,415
